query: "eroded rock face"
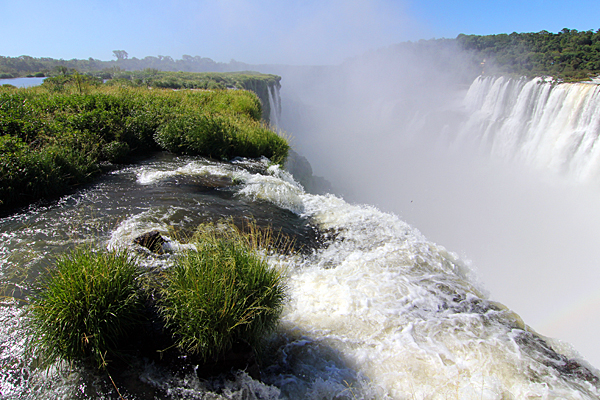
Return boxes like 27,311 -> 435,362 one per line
134,230 -> 166,253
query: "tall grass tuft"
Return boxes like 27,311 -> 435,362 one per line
159,221 -> 286,362
26,248 -> 144,370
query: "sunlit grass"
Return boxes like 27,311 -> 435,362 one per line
24,219 -> 288,374
26,248 -> 144,370
159,221 -> 287,362
0,84 -> 289,209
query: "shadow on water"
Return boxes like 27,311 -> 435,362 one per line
0,152 -> 323,288
0,152 -> 368,399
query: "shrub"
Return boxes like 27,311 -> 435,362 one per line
159,222 -> 286,361
26,249 -> 144,369
155,112 -> 288,163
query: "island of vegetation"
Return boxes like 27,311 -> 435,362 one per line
27,219 -> 287,379
0,72 -> 288,211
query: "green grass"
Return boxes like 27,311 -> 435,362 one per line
159,221 -> 287,362
26,249 -> 144,369
0,83 -> 289,209
24,220 -> 288,373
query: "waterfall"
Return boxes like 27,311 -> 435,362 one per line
268,84 -> 282,128
458,76 -> 600,182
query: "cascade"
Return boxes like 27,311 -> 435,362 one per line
2,72 -> 600,398
268,84 -> 282,127
458,76 -> 600,182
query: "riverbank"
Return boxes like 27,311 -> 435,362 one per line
0,82 -> 288,211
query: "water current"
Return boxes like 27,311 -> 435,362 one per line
1,151 -> 599,399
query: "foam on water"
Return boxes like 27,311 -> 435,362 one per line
1,155 -> 599,399
238,165 -> 305,214
238,167 -> 599,398
136,161 -> 234,185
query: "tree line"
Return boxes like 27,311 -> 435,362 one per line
2,28 -> 600,82
457,28 -> 600,81
0,52 -> 250,79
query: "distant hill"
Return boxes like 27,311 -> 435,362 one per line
2,28 -> 599,82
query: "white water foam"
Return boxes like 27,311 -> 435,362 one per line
2,156 -> 599,399
136,161 -> 235,185
237,164 -> 305,214
235,167 -> 600,398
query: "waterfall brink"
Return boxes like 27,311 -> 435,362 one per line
268,84 -> 282,128
459,76 -> 600,182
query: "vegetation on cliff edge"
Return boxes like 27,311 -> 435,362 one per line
0,81 -> 288,210
457,28 -> 600,81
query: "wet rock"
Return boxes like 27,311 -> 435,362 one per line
133,230 -> 166,253
196,340 -> 261,380
514,330 -> 599,384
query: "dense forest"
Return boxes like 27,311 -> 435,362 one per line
458,28 -> 600,81
1,28 -> 600,83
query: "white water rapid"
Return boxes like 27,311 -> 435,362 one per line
1,155 -> 599,398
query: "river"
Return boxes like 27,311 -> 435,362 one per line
1,149 -> 599,398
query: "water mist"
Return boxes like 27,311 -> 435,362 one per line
272,45 -> 600,369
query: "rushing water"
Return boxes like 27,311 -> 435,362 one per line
1,151 -> 599,399
458,76 -> 600,182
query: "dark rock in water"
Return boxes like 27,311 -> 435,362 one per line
196,340 -> 260,380
514,330 -> 599,384
285,149 -> 333,195
134,230 -> 166,253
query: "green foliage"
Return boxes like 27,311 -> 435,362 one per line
457,28 -> 600,80
98,70 -> 280,122
26,249 -> 144,370
155,113 -> 288,163
42,73 -> 102,93
0,131 -> 101,207
25,220 -> 288,373
159,222 -> 286,361
0,84 -> 288,209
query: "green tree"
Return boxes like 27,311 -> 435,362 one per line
112,50 -> 128,61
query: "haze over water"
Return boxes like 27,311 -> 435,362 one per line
4,0 -> 600,396
272,57 -> 600,369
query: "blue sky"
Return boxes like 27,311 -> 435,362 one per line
2,0 -> 600,65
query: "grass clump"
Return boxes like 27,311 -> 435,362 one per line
159,222 -> 286,362
26,249 -> 144,370
24,220 -> 288,376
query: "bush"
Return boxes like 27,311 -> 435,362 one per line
159,222 -> 286,361
102,140 -> 130,163
155,112 -> 288,163
26,249 -> 144,369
